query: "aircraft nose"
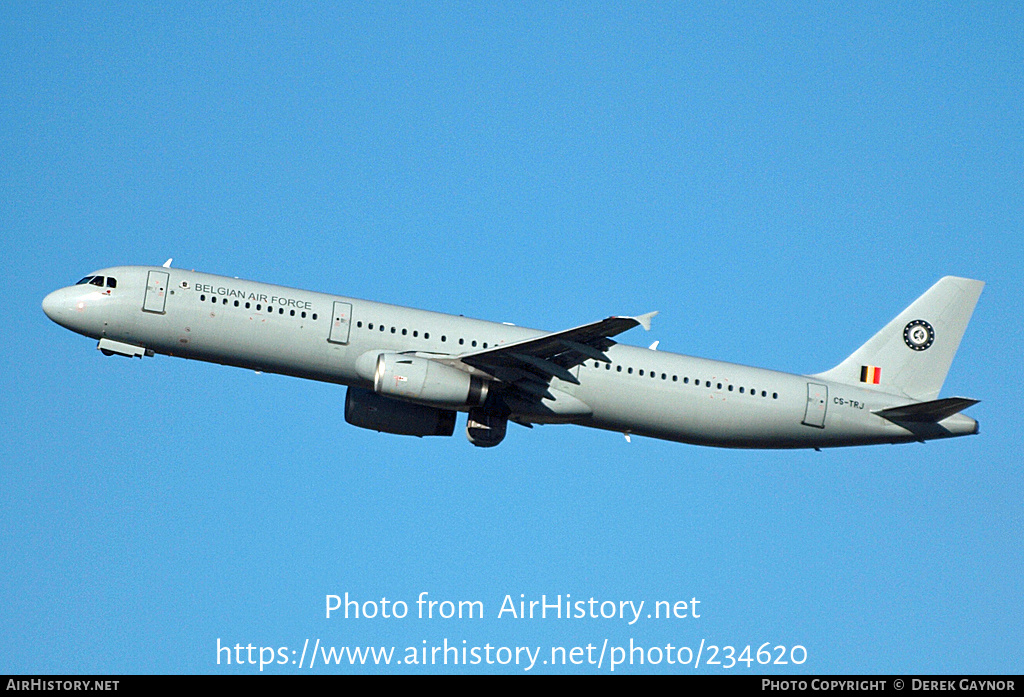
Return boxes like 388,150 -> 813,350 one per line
42,289 -> 62,322
42,287 -> 78,328
42,286 -> 109,337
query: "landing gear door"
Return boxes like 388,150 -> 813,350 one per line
143,270 -> 169,314
802,382 -> 828,428
329,301 -> 353,345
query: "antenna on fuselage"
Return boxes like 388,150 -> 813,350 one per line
162,258 -> 173,268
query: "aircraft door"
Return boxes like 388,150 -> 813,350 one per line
328,301 -> 353,344
802,382 -> 828,428
143,270 -> 169,314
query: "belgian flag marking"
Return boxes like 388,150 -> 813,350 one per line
860,365 -> 881,384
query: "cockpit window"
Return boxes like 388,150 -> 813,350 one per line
89,276 -> 105,287
106,277 -> 117,288
77,276 -> 94,285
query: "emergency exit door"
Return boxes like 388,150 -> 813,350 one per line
143,270 -> 169,314
802,382 -> 828,428
328,301 -> 353,344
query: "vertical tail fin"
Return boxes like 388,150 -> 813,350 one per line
814,276 -> 984,400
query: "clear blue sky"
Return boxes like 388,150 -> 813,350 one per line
2,2 -> 1021,674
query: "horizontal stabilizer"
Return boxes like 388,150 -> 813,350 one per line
874,397 -> 979,423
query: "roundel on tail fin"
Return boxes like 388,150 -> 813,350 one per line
903,319 -> 935,351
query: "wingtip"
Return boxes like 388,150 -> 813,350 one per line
635,311 -> 658,331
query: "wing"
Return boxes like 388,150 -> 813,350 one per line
455,312 -> 657,399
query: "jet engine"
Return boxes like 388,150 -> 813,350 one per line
345,387 -> 456,437
373,354 -> 489,408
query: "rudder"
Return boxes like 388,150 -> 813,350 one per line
814,276 -> 984,400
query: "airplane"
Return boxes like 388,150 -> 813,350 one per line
42,262 -> 984,449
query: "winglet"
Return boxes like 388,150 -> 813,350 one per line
634,311 -> 658,331
162,258 -> 173,268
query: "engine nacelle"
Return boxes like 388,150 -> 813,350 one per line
374,354 -> 489,408
345,387 -> 456,437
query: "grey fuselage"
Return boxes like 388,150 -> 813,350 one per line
42,266 -> 978,448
